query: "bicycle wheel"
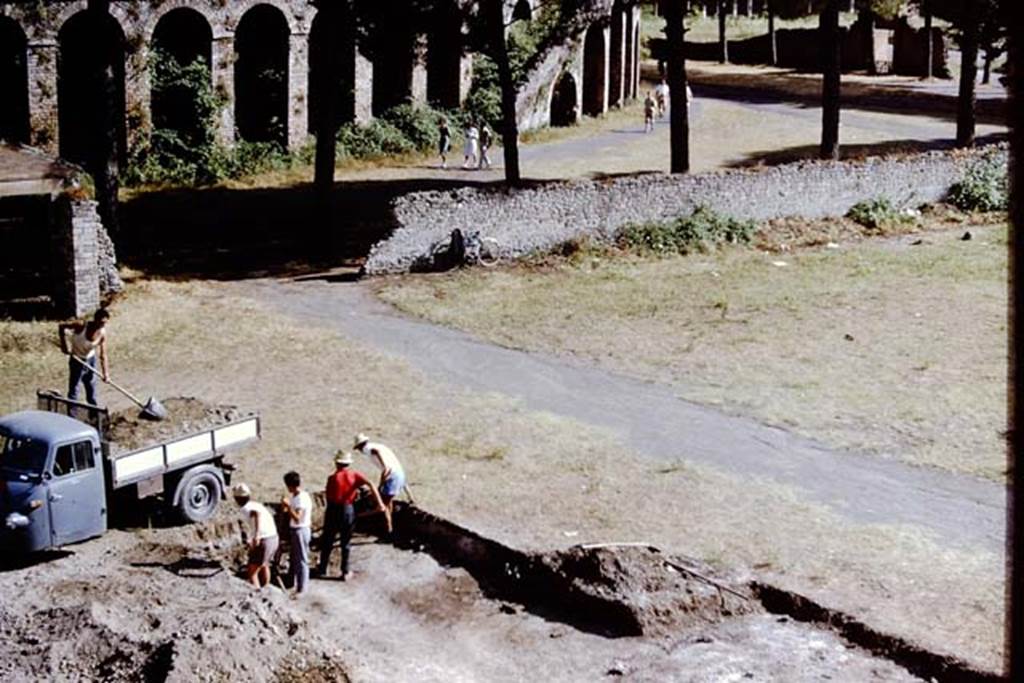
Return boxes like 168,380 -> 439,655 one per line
477,237 -> 500,267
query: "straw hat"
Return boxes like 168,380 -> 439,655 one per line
353,433 -> 370,448
334,450 -> 354,466
232,482 -> 251,498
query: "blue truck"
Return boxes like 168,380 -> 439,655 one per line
0,392 -> 260,553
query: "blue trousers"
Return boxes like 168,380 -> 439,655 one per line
68,355 -> 98,405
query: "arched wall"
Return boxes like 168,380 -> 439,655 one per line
581,23 -> 608,117
234,3 -> 290,146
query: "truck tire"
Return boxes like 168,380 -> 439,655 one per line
177,469 -> 222,523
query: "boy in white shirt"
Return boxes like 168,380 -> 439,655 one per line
233,483 -> 279,589
280,471 -> 313,595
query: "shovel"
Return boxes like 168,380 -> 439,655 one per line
68,354 -> 168,421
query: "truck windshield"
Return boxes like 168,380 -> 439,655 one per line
0,432 -> 49,475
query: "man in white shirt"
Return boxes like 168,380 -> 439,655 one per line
233,482 -> 279,589
354,433 -> 405,535
280,471 -> 313,595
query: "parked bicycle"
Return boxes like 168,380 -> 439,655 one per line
429,229 -> 500,269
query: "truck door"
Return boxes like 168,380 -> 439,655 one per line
47,440 -> 107,546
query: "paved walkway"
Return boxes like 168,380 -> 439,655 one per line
252,278 -> 1004,553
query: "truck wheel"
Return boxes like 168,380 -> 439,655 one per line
177,470 -> 222,523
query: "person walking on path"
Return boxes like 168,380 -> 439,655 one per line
58,308 -> 110,406
478,122 -> 493,170
316,451 -> 385,581
643,92 -> 656,133
233,483 -> 279,589
655,79 -> 669,118
280,471 -> 313,595
463,122 -> 479,168
354,433 -> 406,534
438,118 -> 451,169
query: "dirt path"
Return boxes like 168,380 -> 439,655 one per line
246,278 -> 1003,553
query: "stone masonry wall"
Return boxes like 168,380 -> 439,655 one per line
52,196 -> 122,318
363,146 -> 1008,275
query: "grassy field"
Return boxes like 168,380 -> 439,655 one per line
0,274 -> 1003,670
377,215 -> 1008,481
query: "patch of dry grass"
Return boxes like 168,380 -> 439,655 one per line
377,223 -> 1008,480
0,278 -> 1003,671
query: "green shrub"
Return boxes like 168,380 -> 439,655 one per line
381,104 -> 440,151
845,197 -> 916,230
336,119 -> 416,160
617,206 -> 756,255
948,155 -> 1009,212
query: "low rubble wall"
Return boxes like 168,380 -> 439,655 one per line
363,145 -> 1007,275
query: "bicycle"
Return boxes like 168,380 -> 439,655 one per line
429,229 -> 501,268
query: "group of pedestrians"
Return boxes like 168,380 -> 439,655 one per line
438,118 -> 494,170
232,433 -> 407,597
644,79 -> 694,133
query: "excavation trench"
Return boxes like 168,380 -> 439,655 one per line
177,501 -> 1001,682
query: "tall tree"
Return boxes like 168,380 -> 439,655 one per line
767,0 -> 778,66
311,0 -> 347,247
922,0 -> 933,79
1008,0 -> 1022,676
482,0 -> 523,184
819,0 -> 841,159
87,0 -> 120,239
718,0 -> 729,63
663,0 -> 690,173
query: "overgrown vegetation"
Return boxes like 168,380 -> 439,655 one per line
845,197 -> 914,230
617,206 -> 756,254
948,155 -> 1009,212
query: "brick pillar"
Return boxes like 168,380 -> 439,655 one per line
412,37 -> 428,106
26,40 -> 59,154
633,6 -> 642,99
459,54 -> 473,106
288,31 -> 310,149
354,49 -> 373,123
54,196 -> 101,318
609,8 -> 626,107
211,35 -> 236,145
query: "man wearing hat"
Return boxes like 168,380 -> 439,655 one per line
232,482 -> 279,589
353,433 -> 406,533
316,450 -> 385,580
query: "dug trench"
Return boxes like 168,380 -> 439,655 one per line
122,498 -> 1001,681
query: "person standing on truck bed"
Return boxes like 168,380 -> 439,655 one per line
233,482 -> 279,589
315,451 -> 385,581
57,308 -> 110,406
280,471 -> 313,595
354,433 -> 405,536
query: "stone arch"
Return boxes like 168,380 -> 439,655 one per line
58,9 -> 127,167
608,1 -> 625,108
512,0 -> 533,22
235,3 -> 290,146
230,0 -> 301,35
427,0 -> 462,110
151,8 -> 213,146
549,72 -> 578,127
144,1 -> 220,44
307,8 -> 356,132
0,16 -> 29,144
581,23 -> 606,117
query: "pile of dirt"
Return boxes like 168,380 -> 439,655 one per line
105,397 -> 247,453
0,525 -> 349,683
536,545 -> 756,638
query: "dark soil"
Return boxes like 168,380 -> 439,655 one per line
105,397 -> 247,453
538,545 -> 755,638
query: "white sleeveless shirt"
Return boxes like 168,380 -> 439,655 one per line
70,327 -> 104,360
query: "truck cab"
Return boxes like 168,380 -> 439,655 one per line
0,410 -> 106,552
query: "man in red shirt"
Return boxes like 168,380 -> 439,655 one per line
315,451 -> 385,580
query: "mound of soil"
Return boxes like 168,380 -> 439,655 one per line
537,546 -> 756,638
105,397 -> 247,453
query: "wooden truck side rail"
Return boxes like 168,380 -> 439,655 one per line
108,415 -> 261,489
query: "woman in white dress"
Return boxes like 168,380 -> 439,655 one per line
463,123 -> 479,168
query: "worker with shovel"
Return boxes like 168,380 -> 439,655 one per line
58,308 -> 110,406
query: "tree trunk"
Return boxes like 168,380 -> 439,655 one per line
718,0 -> 729,64
819,0 -> 841,160
1010,3 -> 1024,676
664,0 -> 690,174
312,1 -> 344,251
923,2 -> 933,80
87,0 -> 119,239
956,7 -> 979,148
487,0 -> 521,185
982,47 -> 993,85
767,0 -> 777,66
